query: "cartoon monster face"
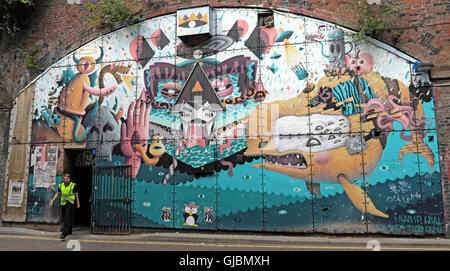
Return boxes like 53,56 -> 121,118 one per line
82,105 -> 121,161
149,135 -> 166,156
76,56 -> 97,74
346,53 -> 374,75
327,28 -> 347,69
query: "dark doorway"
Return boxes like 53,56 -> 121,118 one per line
72,165 -> 92,227
64,149 -> 94,227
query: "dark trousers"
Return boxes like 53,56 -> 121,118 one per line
60,203 -> 75,236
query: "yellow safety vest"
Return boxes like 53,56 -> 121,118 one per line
59,182 -> 75,205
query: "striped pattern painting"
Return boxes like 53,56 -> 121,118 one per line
332,78 -> 375,115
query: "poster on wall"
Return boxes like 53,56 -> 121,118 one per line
7,179 -> 24,207
31,145 -> 58,188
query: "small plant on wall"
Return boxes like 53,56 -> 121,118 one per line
346,0 -> 401,44
84,0 -> 141,28
0,0 -> 35,49
20,44 -> 43,70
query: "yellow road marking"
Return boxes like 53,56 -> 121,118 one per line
0,234 -> 448,251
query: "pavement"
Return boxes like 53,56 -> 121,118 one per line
1,224 -> 450,251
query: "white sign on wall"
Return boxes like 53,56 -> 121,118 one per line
7,179 -> 24,207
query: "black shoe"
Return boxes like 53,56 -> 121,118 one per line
60,234 -> 66,240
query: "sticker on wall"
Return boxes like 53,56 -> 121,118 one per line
183,202 -> 200,227
161,206 -> 171,222
203,207 -> 214,223
30,145 -> 58,188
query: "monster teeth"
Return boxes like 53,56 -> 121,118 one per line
265,154 -> 307,168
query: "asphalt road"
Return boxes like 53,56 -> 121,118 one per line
0,226 -> 449,252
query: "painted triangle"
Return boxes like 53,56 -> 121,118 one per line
192,81 -> 203,92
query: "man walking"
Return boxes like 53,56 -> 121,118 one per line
50,173 -> 80,240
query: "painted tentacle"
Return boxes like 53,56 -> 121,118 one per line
72,115 -> 91,142
163,157 -> 178,185
220,159 -> 234,177
83,81 -> 117,97
362,95 -> 432,132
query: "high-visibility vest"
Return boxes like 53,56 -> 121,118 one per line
59,182 -> 75,205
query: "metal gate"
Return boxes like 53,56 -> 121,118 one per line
91,165 -> 133,234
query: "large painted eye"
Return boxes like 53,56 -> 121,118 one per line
90,126 -> 99,134
330,44 -> 335,53
307,137 -> 321,147
103,122 -> 114,132
80,59 -> 91,72
336,44 -> 340,53
179,20 -> 207,29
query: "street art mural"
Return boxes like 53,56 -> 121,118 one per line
25,7 -> 444,234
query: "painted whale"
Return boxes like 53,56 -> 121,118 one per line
244,70 -> 434,218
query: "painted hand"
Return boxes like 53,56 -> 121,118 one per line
120,94 -> 151,179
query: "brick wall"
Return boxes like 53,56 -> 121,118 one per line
0,108 -> 12,226
7,0 -> 447,92
0,0 -> 448,234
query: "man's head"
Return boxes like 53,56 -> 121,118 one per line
63,173 -> 71,184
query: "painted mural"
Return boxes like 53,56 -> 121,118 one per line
25,8 -> 444,234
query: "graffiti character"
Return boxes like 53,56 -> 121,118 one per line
183,203 -> 200,227
320,28 -> 353,72
305,25 -> 326,42
56,47 -> 117,141
346,51 -> 374,75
